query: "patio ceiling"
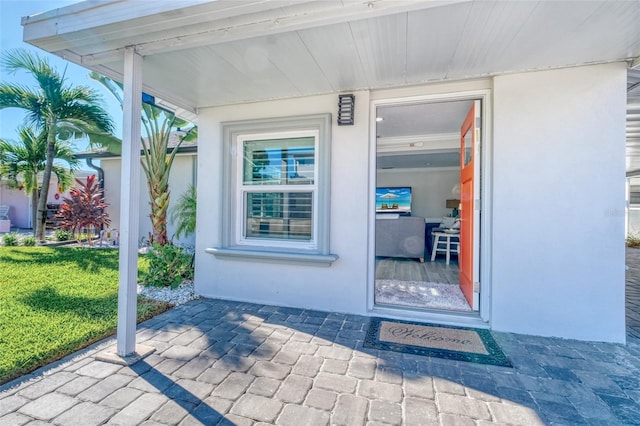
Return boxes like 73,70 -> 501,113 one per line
22,0 -> 640,170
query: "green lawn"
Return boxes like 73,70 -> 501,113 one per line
0,247 -> 172,385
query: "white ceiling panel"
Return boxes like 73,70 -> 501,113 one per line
444,2 -> 540,78
207,43 -> 299,98
296,22 -> 369,92
20,0 -> 640,171
405,2 -> 472,83
219,33 -> 334,99
349,13 -> 407,87
377,100 -> 473,138
521,2 -> 640,68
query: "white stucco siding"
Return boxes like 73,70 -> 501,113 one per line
195,92 -> 371,314
491,63 -> 627,342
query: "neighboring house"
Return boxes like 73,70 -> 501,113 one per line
22,1 -> 640,344
75,133 -> 197,246
0,171 -> 94,229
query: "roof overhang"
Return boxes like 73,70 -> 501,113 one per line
21,0 -> 640,169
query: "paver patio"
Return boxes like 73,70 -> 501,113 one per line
1,250 -> 640,425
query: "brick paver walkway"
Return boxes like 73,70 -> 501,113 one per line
626,248 -> 640,343
2,295 -> 640,425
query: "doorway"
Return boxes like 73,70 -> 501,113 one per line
372,97 -> 482,313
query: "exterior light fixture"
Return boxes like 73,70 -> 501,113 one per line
376,117 -> 384,122
337,94 -> 355,126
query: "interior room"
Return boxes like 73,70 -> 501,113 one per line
374,99 -> 475,313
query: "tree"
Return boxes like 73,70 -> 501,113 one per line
90,72 -> 196,245
0,49 -> 119,241
57,175 -> 110,244
0,127 -> 78,235
140,104 -> 196,245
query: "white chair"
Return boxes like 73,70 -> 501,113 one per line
430,231 -> 460,265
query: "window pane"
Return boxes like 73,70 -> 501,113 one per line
462,129 -> 471,166
243,137 -> 315,185
246,192 -> 313,240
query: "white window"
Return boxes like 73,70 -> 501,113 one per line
209,114 -> 337,266
238,132 -> 317,248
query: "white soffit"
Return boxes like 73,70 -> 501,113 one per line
21,0 -> 640,170
22,1 -> 640,108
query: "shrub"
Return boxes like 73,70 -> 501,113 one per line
21,235 -> 36,246
170,185 -> 197,239
627,233 -> 640,248
57,175 -> 110,244
141,243 -> 194,288
2,233 -> 19,246
55,229 -> 72,241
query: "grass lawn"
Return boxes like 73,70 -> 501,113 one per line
0,246 -> 173,385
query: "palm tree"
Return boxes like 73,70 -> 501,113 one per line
90,72 -> 196,245
0,49 -> 119,241
140,104 -> 196,245
0,127 -> 78,233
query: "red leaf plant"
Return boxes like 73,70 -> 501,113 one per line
57,175 -> 110,245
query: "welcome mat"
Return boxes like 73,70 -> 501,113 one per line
364,318 -> 512,367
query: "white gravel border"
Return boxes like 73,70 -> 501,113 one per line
137,280 -> 200,306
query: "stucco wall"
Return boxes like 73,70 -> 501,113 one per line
195,92 -> 371,314
491,63 -> 627,342
194,64 -> 627,342
101,154 -> 196,245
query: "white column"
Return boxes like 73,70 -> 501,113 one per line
117,48 -> 143,356
626,178 -> 631,237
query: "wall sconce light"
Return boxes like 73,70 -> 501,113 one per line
337,94 -> 355,126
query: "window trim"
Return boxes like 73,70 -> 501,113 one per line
210,113 -> 337,266
236,130 -> 319,250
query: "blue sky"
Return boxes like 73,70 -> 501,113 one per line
0,0 -> 123,155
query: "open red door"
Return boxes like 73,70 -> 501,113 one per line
459,101 -> 480,310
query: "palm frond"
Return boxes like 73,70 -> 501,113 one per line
170,185 -> 197,239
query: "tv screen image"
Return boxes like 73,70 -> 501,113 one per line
375,187 -> 412,213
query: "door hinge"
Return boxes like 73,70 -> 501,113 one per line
473,281 -> 480,293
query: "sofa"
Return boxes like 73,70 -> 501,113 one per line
375,215 -> 426,262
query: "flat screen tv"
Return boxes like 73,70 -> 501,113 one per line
375,186 -> 412,214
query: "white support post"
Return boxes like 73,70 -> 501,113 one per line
117,48 -> 143,357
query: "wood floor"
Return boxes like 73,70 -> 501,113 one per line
375,257 -> 459,284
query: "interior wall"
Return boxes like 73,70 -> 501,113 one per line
491,63 -> 627,343
376,168 -> 459,220
195,91 -> 371,314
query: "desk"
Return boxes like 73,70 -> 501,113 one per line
431,232 -> 460,265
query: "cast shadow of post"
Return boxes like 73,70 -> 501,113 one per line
130,359 -> 228,425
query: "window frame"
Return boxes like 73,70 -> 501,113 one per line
236,130 -> 319,249
209,113 -> 337,266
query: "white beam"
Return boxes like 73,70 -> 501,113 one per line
117,47 -> 143,357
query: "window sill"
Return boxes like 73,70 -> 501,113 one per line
206,247 -> 339,267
